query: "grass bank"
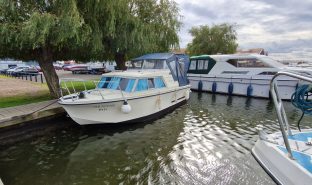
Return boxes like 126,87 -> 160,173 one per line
0,92 -> 52,108
0,78 -> 97,108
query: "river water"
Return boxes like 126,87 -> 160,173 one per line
0,92 -> 311,185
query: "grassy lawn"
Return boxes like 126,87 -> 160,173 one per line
0,91 -> 52,108
0,75 -> 9,79
0,76 -> 97,108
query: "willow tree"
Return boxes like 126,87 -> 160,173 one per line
0,0 -> 95,98
0,0 -> 181,97
102,0 -> 181,69
187,24 -> 238,56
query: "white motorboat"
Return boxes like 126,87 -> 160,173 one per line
187,54 -> 311,99
252,71 -> 312,185
58,53 -> 191,125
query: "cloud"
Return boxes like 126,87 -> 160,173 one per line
176,0 -> 312,53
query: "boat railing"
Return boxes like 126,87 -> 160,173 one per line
59,78 -> 127,102
270,70 -> 312,159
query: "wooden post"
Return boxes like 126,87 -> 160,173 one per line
35,75 -> 38,82
30,74 -> 32,81
40,74 -> 43,83
26,75 -> 27,80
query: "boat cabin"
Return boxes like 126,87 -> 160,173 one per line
128,53 -> 189,86
187,54 -> 285,76
97,74 -> 166,93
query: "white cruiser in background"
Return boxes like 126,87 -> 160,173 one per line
187,54 -> 308,99
58,53 -> 190,125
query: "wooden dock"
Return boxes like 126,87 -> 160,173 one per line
0,100 -> 65,129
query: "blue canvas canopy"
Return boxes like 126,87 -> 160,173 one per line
131,53 -> 189,86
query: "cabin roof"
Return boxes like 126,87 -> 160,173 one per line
190,55 -> 213,60
132,53 -> 174,61
102,70 -> 170,78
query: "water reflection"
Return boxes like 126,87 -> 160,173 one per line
226,96 -> 233,106
245,98 -> 252,110
1,92 -> 311,185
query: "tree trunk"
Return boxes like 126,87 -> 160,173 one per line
115,52 -> 126,70
38,47 -> 60,99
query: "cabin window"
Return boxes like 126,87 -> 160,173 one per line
154,77 -> 165,88
134,77 -> 166,92
106,77 -> 121,89
189,60 -> 197,70
98,77 -> 110,88
197,60 -> 209,70
124,79 -> 136,92
143,60 -> 166,69
129,60 -> 143,69
148,78 -> 155,88
227,58 -> 272,68
258,71 -> 277,75
97,77 -> 136,92
135,79 -> 149,91
188,59 -> 210,72
222,71 -> 248,74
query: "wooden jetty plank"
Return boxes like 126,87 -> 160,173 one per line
0,100 -> 65,129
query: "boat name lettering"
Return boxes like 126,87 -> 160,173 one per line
94,104 -> 115,111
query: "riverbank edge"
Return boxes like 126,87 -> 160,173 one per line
0,103 -> 68,145
0,100 -> 66,130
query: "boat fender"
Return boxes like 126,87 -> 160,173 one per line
228,82 -> 234,95
212,82 -> 217,93
198,80 -> 203,91
121,101 -> 131,114
247,84 -> 253,97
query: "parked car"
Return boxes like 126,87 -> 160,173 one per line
6,66 -> 18,75
35,66 -> 42,72
23,66 -> 39,74
62,64 -> 73,71
53,64 -> 63,70
0,68 -> 7,74
11,66 -> 29,76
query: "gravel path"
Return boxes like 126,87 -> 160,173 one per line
0,76 -> 48,98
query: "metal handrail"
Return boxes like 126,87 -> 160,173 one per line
58,78 -> 128,102
270,70 -> 312,159
59,78 -> 101,101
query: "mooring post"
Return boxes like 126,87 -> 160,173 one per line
40,74 -> 43,83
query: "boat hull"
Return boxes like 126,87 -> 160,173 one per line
188,75 -> 298,99
60,87 -> 190,125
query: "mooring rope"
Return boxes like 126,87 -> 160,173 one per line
291,84 -> 312,131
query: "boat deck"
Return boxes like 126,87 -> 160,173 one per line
275,131 -> 312,173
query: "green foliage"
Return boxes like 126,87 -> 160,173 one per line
187,24 -> 238,56
0,0 -> 181,61
0,0 -> 93,61
0,0 -> 181,96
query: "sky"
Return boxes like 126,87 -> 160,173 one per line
175,0 -> 312,54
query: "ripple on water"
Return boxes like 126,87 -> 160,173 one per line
1,93 -> 310,185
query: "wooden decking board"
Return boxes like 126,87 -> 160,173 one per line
0,100 -> 64,128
